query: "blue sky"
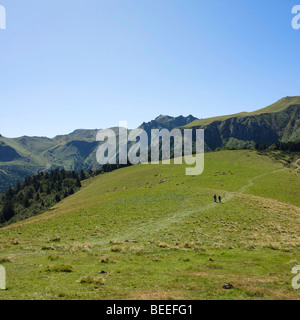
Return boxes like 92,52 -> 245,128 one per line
0,0 -> 300,137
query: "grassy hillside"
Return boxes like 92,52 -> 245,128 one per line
0,150 -> 299,300
0,131 -> 101,193
182,97 -> 300,151
186,96 -> 300,128
252,96 -> 300,115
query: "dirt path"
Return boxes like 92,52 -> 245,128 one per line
93,168 -> 287,246
293,158 -> 300,171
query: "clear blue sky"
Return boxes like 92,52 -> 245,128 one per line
0,0 -> 300,138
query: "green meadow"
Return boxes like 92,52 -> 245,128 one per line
0,150 -> 299,300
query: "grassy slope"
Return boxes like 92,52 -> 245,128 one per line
0,136 -> 55,174
0,131 -> 100,192
185,96 -> 300,128
0,150 -> 299,300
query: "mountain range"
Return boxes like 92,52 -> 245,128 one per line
0,96 -> 299,193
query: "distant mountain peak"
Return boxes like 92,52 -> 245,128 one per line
140,114 -> 198,133
155,114 -> 173,121
70,129 -> 99,135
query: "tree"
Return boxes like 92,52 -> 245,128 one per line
76,177 -> 82,188
72,171 -> 77,179
2,201 -> 15,222
16,180 -> 22,193
16,191 -> 25,203
80,170 -> 86,181
26,186 -> 35,199
46,186 -> 51,195
24,197 -> 30,208
5,186 -> 14,200
0,167 -> 83,227
61,168 -> 66,179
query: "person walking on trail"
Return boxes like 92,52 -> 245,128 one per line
219,196 -> 222,203
214,194 -> 217,203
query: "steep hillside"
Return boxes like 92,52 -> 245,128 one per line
185,96 -> 300,150
0,150 -> 299,300
186,96 -> 300,128
43,140 -> 100,172
0,142 -> 21,162
53,129 -> 100,144
0,130 -> 101,193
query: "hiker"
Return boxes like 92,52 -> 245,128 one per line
219,196 -> 222,203
214,194 -> 217,202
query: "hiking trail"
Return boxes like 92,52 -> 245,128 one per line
293,158 -> 300,171
93,168 -> 286,247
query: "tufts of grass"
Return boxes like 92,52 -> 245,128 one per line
79,275 -> 105,286
110,240 -> 124,245
100,257 -> 110,264
0,257 -> 12,263
111,246 -> 122,252
47,255 -> 59,261
49,236 -> 61,242
45,265 -> 74,273
70,242 -> 91,253
41,246 -> 54,251
157,242 -> 169,248
183,242 -> 195,249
